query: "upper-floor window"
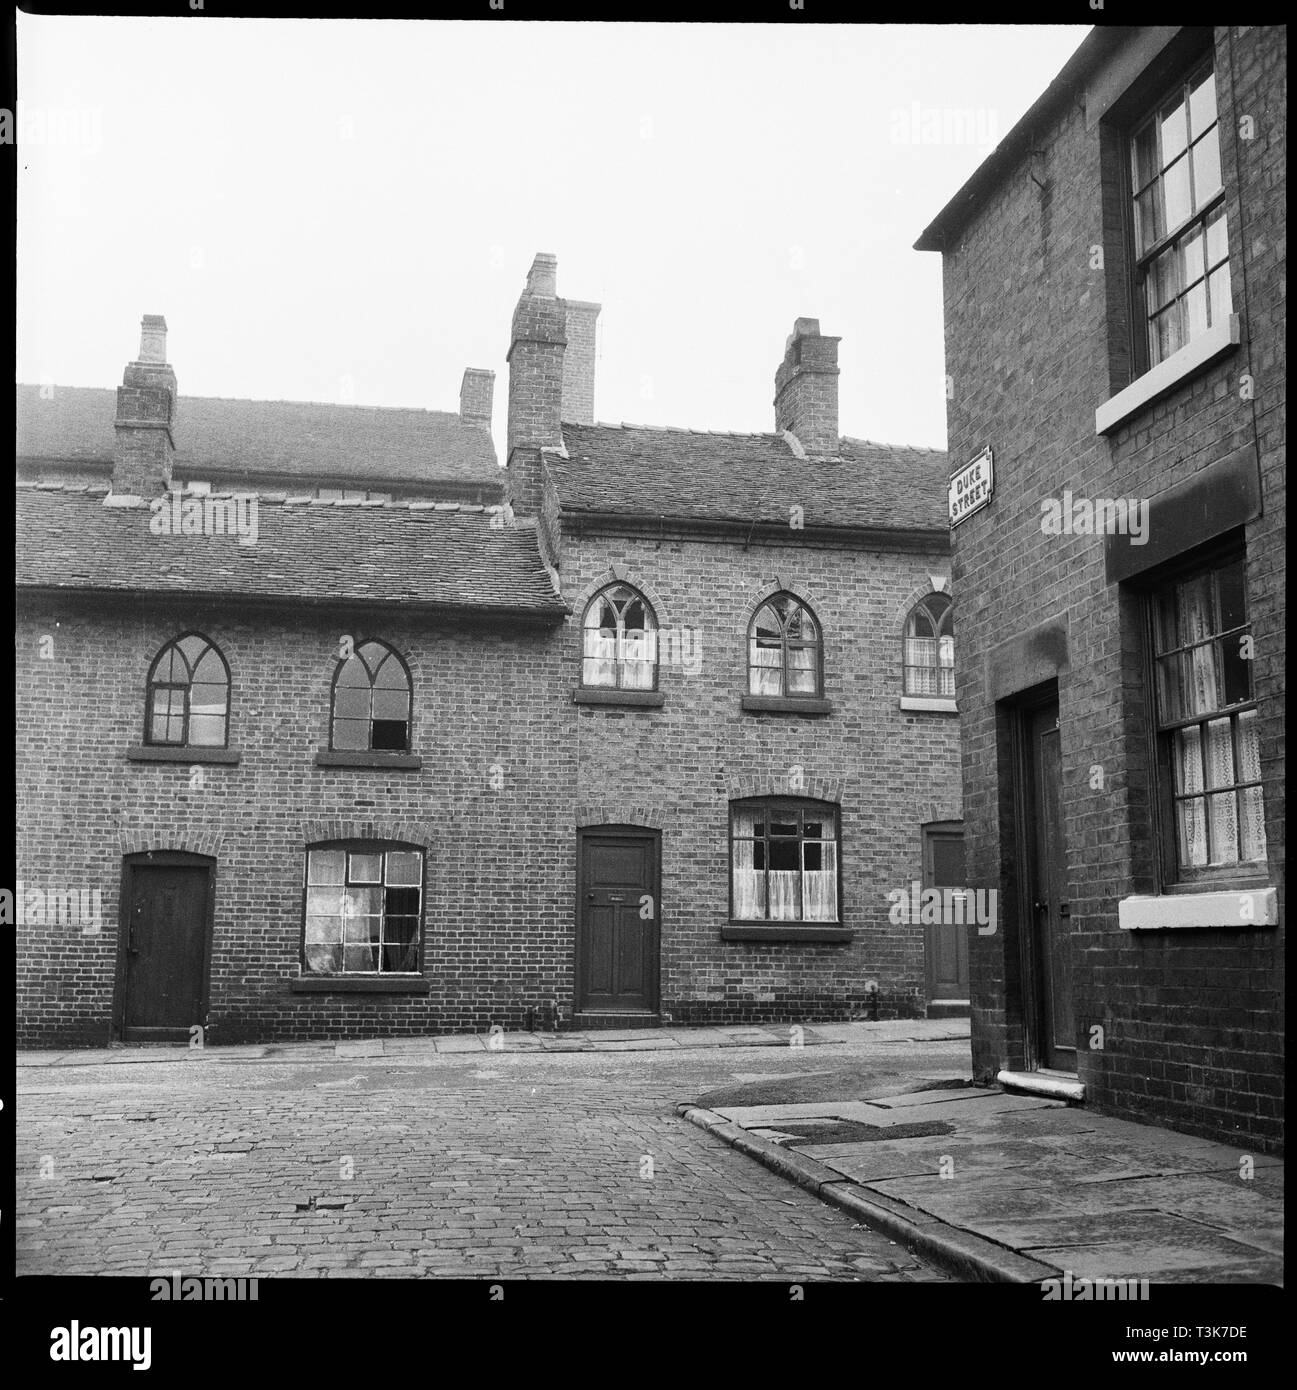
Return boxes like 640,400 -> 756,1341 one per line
731,799 -> 839,923
582,583 -> 657,690
145,632 -> 230,747
903,594 -> 955,697
1131,56 -> 1230,369
331,639 -> 412,751
303,842 -> 424,975
748,593 -> 821,697
1150,551 -> 1265,882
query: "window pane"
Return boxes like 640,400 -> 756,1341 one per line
1181,227 -> 1205,287
187,714 -> 225,747
1159,95 -> 1188,163
1134,182 -> 1163,256
1132,121 -> 1158,190
342,886 -> 381,917
334,686 -> 370,719
1185,643 -> 1221,717
1202,718 -> 1235,790
1219,634 -> 1252,707
1206,792 -> 1239,864
384,886 -> 420,917
344,914 -> 381,945
385,851 -> 422,886
732,833 -> 764,919
178,634 -> 207,666
1191,125 -> 1222,205
1155,652 -> 1185,724
1188,67 -> 1217,138
307,889 -> 347,917
749,642 -> 782,696
1239,785 -> 1266,862
1186,280 -> 1208,339
308,850 -> 346,885
1173,725 -> 1204,796
804,842 -> 837,921
769,840 -> 799,871
332,717 -> 368,750
1178,797 -> 1208,869
305,914 -> 344,943
373,656 -> 409,690
305,942 -> 343,973
349,854 -> 382,883
372,687 -> 409,720
1208,266 -> 1232,325
1150,303 -> 1184,364
1162,155 -> 1191,231
336,658 -> 369,687
1205,208 -> 1229,269
770,819 -> 798,837
1216,559 -> 1247,630
344,945 -> 379,972
1147,245 -> 1180,311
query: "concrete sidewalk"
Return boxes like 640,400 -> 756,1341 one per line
679,1080 -> 1283,1286
14,1017 -> 968,1067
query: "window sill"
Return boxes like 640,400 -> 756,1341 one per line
573,688 -> 665,707
127,745 -> 241,764
740,695 -> 832,716
722,923 -> 853,942
899,696 -> 958,713
291,975 -> 430,993
1095,314 -> 1240,436
1117,887 -> 1277,931
314,751 -> 423,769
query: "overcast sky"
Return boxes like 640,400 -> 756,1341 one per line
17,19 -> 1087,455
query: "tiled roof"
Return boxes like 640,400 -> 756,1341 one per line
14,384 -> 501,489
551,423 -> 948,532
14,485 -> 566,615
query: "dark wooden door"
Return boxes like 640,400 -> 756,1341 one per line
923,824 -> 969,1001
577,830 -> 659,1014
122,861 -> 212,1042
1025,700 -> 1075,1070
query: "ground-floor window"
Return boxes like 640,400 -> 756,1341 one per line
302,843 -> 424,974
730,799 -> 839,923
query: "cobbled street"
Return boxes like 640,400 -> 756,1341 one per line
17,1028 -> 966,1281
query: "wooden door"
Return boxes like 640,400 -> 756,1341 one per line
577,830 -> 659,1015
923,823 -> 969,1002
120,858 -> 213,1042
1024,700 -> 1075,1070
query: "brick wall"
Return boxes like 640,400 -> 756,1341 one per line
940,26 -> 1284,1151
15,599 -> 576,1045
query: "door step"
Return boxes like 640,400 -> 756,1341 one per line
996,1069 -> 1085,1103
572,1012 -> 662,1031
927,1000 -> 971,1018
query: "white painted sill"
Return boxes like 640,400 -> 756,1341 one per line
899,696 -> 958,713
1095,314 -> 1240,436
1118,887 -> 1277,931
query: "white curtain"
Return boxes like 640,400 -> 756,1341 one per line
803,843 -> 838,921
583,628 -> 616,686
731,828 -> 764,919
732,811 -> 837,921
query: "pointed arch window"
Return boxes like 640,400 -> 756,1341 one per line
582,583 -> 658,690
748,593 -> 821,697
331,640 -> 412,752
903,594 -> 955,697
145,632 -> 230,748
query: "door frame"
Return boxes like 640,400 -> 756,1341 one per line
1009,681 -> 1070,1073
113,850 -> 217,1043
574,825 -> 662,1016
921,819 -> 968,1003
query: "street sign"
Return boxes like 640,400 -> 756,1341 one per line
949,446 -> 994,527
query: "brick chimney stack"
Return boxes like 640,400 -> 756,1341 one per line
774,317 -> 841,458
506,253 -> 600,515
113,314 -> 177,496
459,367 -> 495,425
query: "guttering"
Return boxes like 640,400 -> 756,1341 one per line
559,508 -> 948,552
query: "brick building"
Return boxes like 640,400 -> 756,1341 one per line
917,26 -> 1284,1151
16,255 -> 960,1045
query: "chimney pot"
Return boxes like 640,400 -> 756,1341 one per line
526,253 -> 559,297
138,314 -> 168,365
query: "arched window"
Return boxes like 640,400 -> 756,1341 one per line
145,632 -> 230,747
331,640 -> 412,751
903,594 -> 955,697
582,583 -> 658,690
748,593 -> 821,697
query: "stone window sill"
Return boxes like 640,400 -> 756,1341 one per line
1095,315 -> 1240,436
128,745 -> 241,765
1117,887 -> 1277,931
573,688 -> 665,707
291,975 -> 430,993
314,751 -> 423,769
899,696 -> 958,713
722,923 -> 852,942
740,695 -> 832,716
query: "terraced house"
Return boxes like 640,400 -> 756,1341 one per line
917,25 -> 1285,1151
16,253 -> 960,1046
